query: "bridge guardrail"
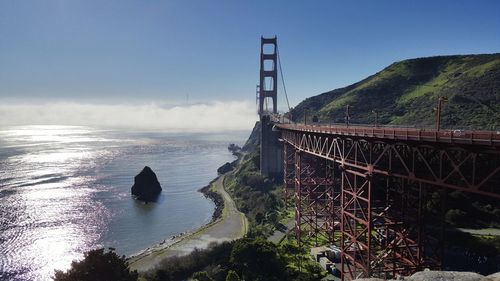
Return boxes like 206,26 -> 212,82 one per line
276,124 -> 500,147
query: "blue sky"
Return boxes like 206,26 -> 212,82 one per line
0,0 -> 499,128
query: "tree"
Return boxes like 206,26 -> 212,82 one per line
266,211 -> 279,226
445,209 -> 467,226
53,248 -> 138,281
230,238 -> 286,280
225,270 -> 240,281
255,212 -> 265,224
192,271 -> 214,281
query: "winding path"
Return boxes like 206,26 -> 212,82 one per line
128,174 -> 248,272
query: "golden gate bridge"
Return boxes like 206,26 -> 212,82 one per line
256,36 -> 500,280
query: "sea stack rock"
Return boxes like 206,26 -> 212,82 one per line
131,166 -> 162,202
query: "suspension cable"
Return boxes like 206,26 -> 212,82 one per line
277,44 -> 291,113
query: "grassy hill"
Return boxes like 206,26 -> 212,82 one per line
291,53 -> 500,130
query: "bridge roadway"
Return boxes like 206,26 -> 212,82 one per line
274,122 -> 500,280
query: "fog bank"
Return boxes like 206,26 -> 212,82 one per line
0,101 -> 257,131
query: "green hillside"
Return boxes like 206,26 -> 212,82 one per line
291,54 -> 500,130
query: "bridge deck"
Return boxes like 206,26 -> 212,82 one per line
276,123 -> 500,147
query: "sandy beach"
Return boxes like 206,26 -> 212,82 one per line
128,174 -> 248,273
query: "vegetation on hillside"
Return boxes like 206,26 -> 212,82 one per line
444,231 -> 500,273
444,190 -> 500,228
224,151 -> 285,236
141,238 -> 324,281
143,241 -> 234,281
291,54 -> 500,130
227,120 -> 292,236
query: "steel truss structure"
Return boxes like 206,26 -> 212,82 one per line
278,124 -> 500,280
292,150 -> 338,246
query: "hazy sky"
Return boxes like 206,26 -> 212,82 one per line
0,0 -> 499,129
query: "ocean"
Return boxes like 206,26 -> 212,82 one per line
0,125 -> 247,281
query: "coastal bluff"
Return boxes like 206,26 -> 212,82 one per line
131,166 -> 162,202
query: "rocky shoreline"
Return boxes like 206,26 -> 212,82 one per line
127,175 -> 226,268
128,174 -> 248,272
198,144 -> 242,222
127,144 -> 247,272
198,177 -> 224,222
128,173 -> 226,262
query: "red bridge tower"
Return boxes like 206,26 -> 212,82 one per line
259,37 -> 278,116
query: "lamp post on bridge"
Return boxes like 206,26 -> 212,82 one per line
304,108 -> 308,125
372,110 -> 379,128
435,96 -> 448,131
345,105 -> 351,127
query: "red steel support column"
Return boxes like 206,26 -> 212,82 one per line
295,153 -> 336,246
341,168 -> 373,280
283,143 -> 295,206
325,159 -> 338,244
294,150 -> 302,244
373,178 -> 424,278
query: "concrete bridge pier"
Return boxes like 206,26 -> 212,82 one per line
260,115 -> 283,179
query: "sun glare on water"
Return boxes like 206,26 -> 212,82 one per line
0,125 -> 110,280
